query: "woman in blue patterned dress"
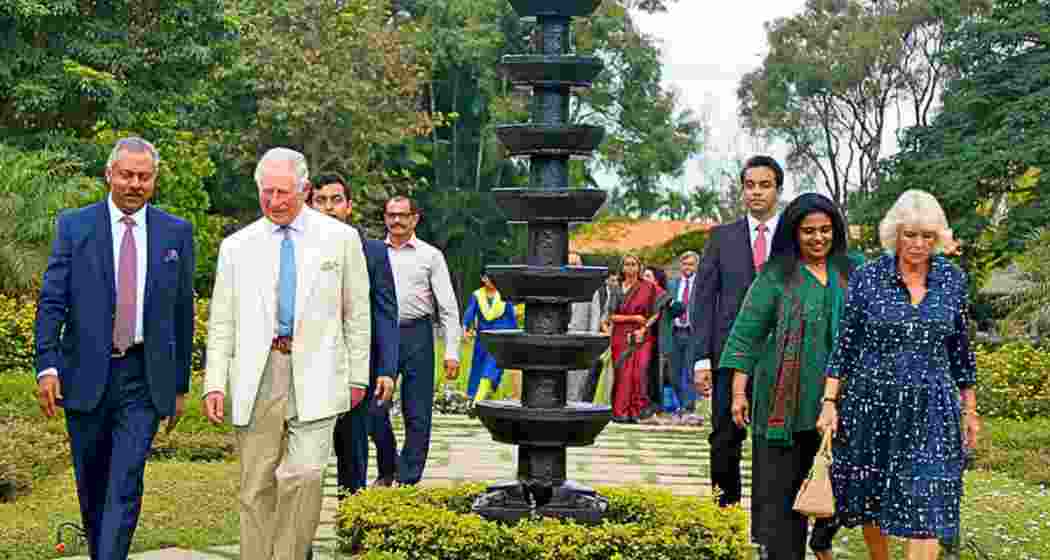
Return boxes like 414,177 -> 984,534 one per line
817,190 -> 981,560
462,272 -> 519,402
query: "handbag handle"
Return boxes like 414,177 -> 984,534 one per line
817,428 -> 833,460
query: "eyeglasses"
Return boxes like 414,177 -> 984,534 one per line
312,194 -> 346,207
385,212 -> 416,220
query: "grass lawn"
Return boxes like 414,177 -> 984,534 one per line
829,469 -> 1050,559
0,460 -> 240,560
433,336 -> 521,400
0,371 -> 238,559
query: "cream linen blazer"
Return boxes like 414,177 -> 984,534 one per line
203,208 -> 371,426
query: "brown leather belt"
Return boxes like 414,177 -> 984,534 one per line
111,343 -> 144,359
271,336 -> 293,354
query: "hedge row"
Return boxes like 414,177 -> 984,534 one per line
0,295 -> 210,373
338,483 -> 749,560
3,295 -> 1049,420
975,342 -> 1050,420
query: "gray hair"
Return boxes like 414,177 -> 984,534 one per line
879,190 -> 953,254
106,137 -> 160,171
254,147 -> 310,191
679,250 -> 700,264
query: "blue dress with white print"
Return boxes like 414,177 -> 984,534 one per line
825,254 -> 976,541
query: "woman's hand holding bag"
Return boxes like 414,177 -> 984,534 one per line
793,428 -> 835,518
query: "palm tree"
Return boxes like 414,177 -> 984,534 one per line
0,145 -> 99,294
1001,228 -> 1050,337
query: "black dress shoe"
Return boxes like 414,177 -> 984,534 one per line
372,475 -> 395,487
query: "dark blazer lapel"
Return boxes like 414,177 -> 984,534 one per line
735,217 -> 756,284
96,201 -> 116,306
143,206 -> 166,327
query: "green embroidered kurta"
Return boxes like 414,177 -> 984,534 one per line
719,263 -> 849,439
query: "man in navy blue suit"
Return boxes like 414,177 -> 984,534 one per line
35,137 -> 195,560
308,173 -> 398,494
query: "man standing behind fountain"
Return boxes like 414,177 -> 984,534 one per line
371,195 -> 461,486
693,155 -> 783,510
202,148 -> 371,560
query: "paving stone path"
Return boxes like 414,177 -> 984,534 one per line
70,411 -> 763,559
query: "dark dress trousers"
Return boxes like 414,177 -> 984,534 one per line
333,231 -> 399,494
35,201 -> 195,559
693,217 -> 755,507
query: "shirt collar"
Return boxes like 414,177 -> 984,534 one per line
108,193 -> 148,227
748,212 -> 779,233
269,208 -> 307,235
386,234 -> 417,249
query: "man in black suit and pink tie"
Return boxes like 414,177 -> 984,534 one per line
692,155 -> 782,510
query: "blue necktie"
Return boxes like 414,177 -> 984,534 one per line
278,226 -> 296,336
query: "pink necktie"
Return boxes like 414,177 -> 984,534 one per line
114,216 -> 137,352
753,223 -> 768,272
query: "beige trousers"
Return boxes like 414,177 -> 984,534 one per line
236,350 -> 337,560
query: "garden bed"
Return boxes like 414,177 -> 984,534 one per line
338,483 -> 749,560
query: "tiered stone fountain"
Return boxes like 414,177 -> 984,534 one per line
471,0 -> 613,525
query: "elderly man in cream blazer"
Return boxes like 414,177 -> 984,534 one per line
202,147 -> 370,560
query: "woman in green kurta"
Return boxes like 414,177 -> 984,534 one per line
720,193 -> 861,560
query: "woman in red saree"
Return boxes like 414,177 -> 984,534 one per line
608,254 -> 665,422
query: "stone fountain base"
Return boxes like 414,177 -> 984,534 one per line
472,479 -> 608,525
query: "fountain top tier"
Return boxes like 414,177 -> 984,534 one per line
508,0 -> 604,18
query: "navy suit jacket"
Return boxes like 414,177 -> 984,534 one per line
357,229 -> 399,383
693,217 -> 756,368
34,201 -> 195,417
667,276 -> 697,326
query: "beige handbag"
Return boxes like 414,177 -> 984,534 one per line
793,429 -> 835,518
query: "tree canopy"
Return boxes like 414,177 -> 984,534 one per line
856,0 -> 1050,287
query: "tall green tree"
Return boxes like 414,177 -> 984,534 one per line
0,0 -> 233,144
233,0 -> 437,235
578,2 -> 703,217
858,0 -> 1050,288
0,146 -> 98,293
737,0 -> 988,216
0,0 -> 235,292
390,0 -> 699,297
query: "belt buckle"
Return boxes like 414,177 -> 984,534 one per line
111,348 -> 127,359
272,336 -> 293,354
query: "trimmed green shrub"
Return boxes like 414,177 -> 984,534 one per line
339,483 -> 749,560
0,296 -> 211,374
0,295 -> 35,372
975,342 -> 1050,420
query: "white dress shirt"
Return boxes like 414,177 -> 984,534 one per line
38,196 -> 149,379
385,234 -> 462,361
109,194 -> 148,345
746,213 -> 780,263
674,273 -> 694,328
